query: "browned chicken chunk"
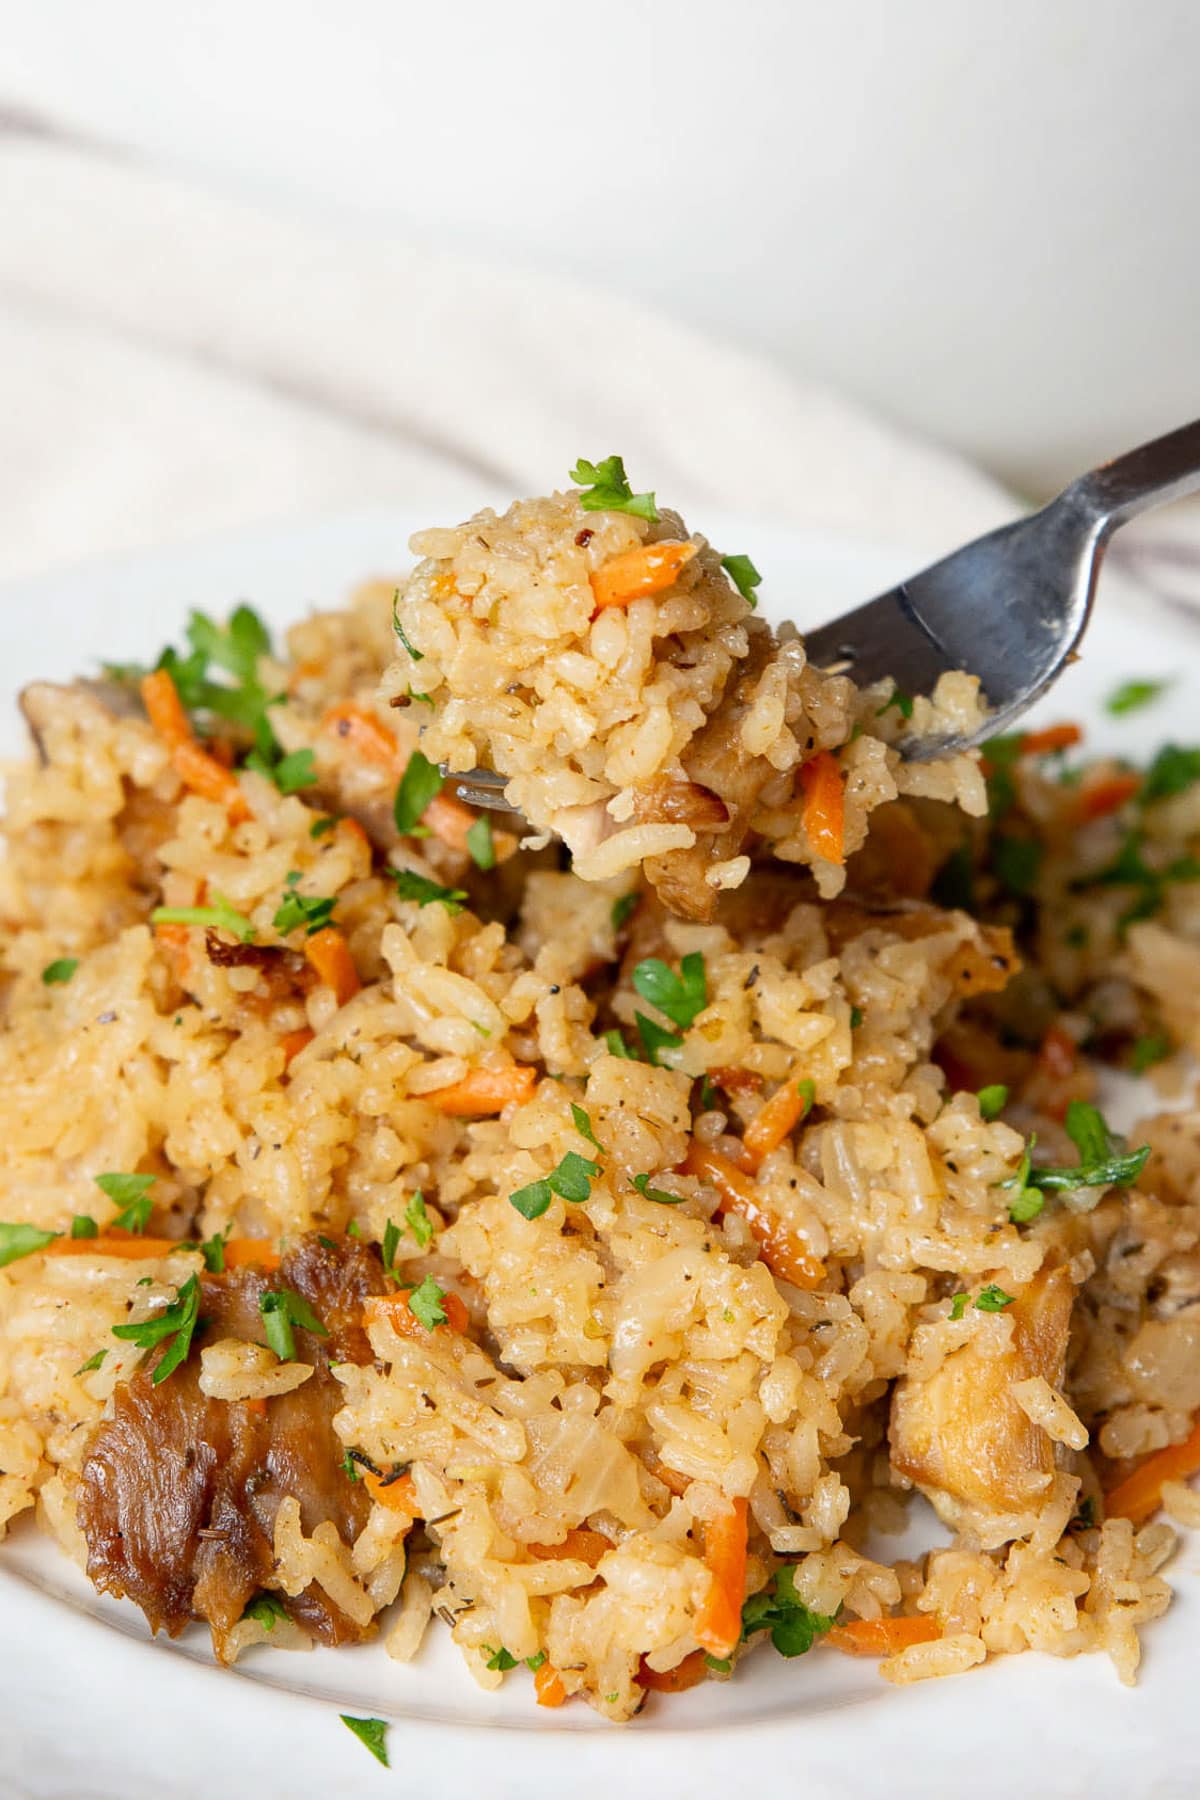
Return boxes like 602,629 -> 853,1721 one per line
77,1234 -> 387,1660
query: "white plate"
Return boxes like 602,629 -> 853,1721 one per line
1,511 -> 1198,1800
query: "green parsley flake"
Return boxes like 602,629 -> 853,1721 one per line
95,1173 -> 156,1233
340,1715 -> 389,1767
243,1592 -> 289,1631
975,1284 -> 1015,1312
393,595 -> 425,661
632,953 -> 707,1031
1141,744 -> 1200,804
393,869 -> 468,914
876,687 -> 915,720
151,894 -> 255,944
201,1226 -> 230,1273
486,1647 -> 519,1672
849,1006 -> 864,1030
977,1084 -> 1008,1122
1024,1101 -> 1149,1203
635,1013 -> 682,1064
570,1102 -> 601,1149
405,1190 -> 434,1248
271,748 -> 318,795
466,812 -> 496,870
604,1028 -> 636,1060
309,814 -> 338,839
569,455 -> 659,521
0,1222 -> 59,1268
41,958 -> 79,986
74,1350 -> 107,1376
740,1566 -> 837,1657
948,1292 -> 969,1321
1131,1033 -> 1171,1074
273,883 -> 338,937
611,891 -> 639,932
509,1179 -> 552,1221
112,1274 -> 201,1385
721,553 -> 762,606
1107,679 -> 1168,717
70,1214 -> 99,1239
259,1286 -> 329,1361
407,1274 -> 449,1331
632,1171 -> 685,1206
705,1654 -> 733,1673
393,750 -> 442,835
526,1650 -> 547,1672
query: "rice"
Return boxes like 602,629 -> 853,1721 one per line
0,466 -> 1197,1721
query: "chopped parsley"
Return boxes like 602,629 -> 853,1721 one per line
632,953 -> 707,1031
1107,679 -> 1168,716
485,1647 -> 519,1672
981,732 -> 1025,818
569,455 -> 659,521
393,869 -> 468,914
977,1084 -> 1008,1122
611,891 -> 639,932
381,1218 -> 402,1275
1131,1033 -> 1171,1074
407,1274 -> 449,1331
95,1173 -> 156,1232
340,1715 -> 389,1767
70,1214 -> 98,1239
604,1028 -> 636,1060
0,1222 -> 58,1267
509,1149 -> 601,1219
741,1566 -> 837,1657
948,1292 -> 969,1322
704,1654 -> 732,1673
273,882 -> 338,936
635,1013 -> 683,1064
151,894 -> 255,943
393,596 -> 425,661
200,1226 -> 230,1273
1069,1495 -> 1098,1532
393,750 -> 442,835
41,958 -> 78,986
309,814 -> 338,839
1078,832 -> 1200,933
1141,744 -> 1200,804
112,1274 -> 201,1384
243,1592 -> 289,1631
849,1006 -> 864,1029
244,746 -> 316,795
1027,1100 -> 1149,1199
721,553 -> 762,606
570,1102 -> 601,1149
466,812 -> 495,870
525,1650 -> 547,1672
405,1190 -> 434,1249
631,1172 -> 685,1206
974,1284 -> 1014,1312
259,1286 -> 329,1361
74,1350 -> 107,1376
876,687 -> 915,720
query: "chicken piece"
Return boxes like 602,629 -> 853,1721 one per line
77,1234 -> 387,1660
889,1264 -> 1076,1542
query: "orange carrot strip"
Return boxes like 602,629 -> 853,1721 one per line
828,1616 -> 941,1656
1076,772 -> 1141,820
140,668 -> 194,749
422,790 -> 479,854
637,1649 -> 708,1693
534,1661 -> 567,1707
1020,722 -> 1082,757
429,1064 -> 537,1116
365,1288 -> 470,1339
742,1070 -> 814,1170
590,540 -> 697,612
797,751 -> 845,865
682,1143 -> 826,1290
279,1027 -> 315,1066
304,927 -> 361,1007
693,1497 -> 748,1659
529,1527 -> 610,1567
363,1468 -> 419,1515
1106,1413 -> 1200,1524
44,1235 -> 182,1260
1038,1023 -> 1077,1082
221,1239 -> 282,1272
321,703 -> 399,766
172,740 -> 250,822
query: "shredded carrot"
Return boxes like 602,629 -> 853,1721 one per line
828,1615 -> 941,1656
1106,1413 -> 1200,1524
321,703 -> 399,766
429,1063 -> 537,1116
1038,1023 -> 1077,1083
534,1660 -> 567,1707
221,1239 -> 282,1271
140,669 -> 194,749
1019,722 -> 1082,757
637,1650 -> 708,1692
693,1497 -> 748,1659
279,1026 -> 315,1066
363,1468 -> 419,1515
422,790 -> 478,853
1076,772 -> 1141,820
742,1070 -> 814,1170
797,751 -> 845,865
304,927 -> 361,1007
172,740 -> 251,821
589,540 -> 697,612
44,1235 -> 180,1260
682,1143 -> 827,1290
529,1527 -> 610,1567
365,1288 -> 470,1339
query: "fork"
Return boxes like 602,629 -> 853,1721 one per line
448,417 -> 1200,814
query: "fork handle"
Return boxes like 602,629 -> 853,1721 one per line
1069,416 -> 1200,534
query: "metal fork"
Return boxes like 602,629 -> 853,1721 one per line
448,418 -> 1200,813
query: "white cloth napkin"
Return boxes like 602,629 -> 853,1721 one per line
0,128 -> 1023,583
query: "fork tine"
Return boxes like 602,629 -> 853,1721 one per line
443,766 -> 525,816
